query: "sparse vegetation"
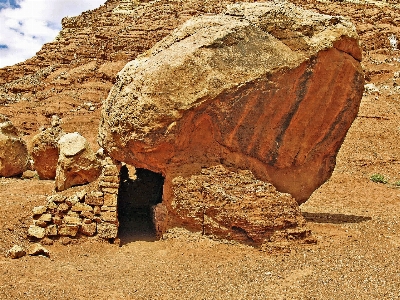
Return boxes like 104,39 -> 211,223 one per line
394,181 -> 400,187
370,173 -> 388,184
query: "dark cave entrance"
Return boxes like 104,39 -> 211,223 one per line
117,165 -> 164,244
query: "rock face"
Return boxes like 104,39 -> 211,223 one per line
100,2 -> 364,203
30,116 -> 64,179
171,165 -> 308,245
0,114 -> 29,177
55,132 -> 101,191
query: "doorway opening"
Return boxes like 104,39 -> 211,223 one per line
117,165 -> 164,244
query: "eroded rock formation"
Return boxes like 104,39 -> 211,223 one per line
100,2 -> 364,204
0,114 -> 29,177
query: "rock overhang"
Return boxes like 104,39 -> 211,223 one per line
99,1 -> 364,204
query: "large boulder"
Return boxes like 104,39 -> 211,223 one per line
99,1 -> 364,205
55,132 -> 101,191
30,115 -> 64,179
0,114 -> 29,177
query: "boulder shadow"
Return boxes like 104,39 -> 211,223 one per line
302,212 -> 372,224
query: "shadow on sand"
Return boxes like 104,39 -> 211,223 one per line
302,212 -> 372,224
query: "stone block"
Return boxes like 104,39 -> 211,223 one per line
46,225 -> 58,236
7,245 -> 26,259
32,206 -> 47,215
102,165 -> 119,176
63,215 -> 82,225
100,175 -> 119,184
57,202 -> 70,213
101,211 -> 118,223
93,206 -> 101,215
97,222 -> 118,239
28,225 -> 46,239
103,193 -> 117,206
39,213 -> 52,222
58,225 -> 79,237
101,187 -> 118,194
47,194 -> 66,203
85,191 -> 104,205
99,181 -> 119,189
81,211 -> 94,220
71,202 -> 93,212
101,206 -> 117,212
52,216 -> 63,225
66,195 -> 79,207
80,223 -> 97,236
34,220 -> 47,228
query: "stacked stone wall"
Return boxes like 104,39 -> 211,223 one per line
27,157 -> 121,241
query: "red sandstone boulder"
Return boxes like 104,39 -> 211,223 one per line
0,114 -> 29,177
30,115 -> 64,179
99,2 -> 364,205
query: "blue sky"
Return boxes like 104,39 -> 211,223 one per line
0,0 -> 106,68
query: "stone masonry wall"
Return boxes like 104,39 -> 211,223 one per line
27,157 -> 121,241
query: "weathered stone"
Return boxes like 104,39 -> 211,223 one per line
55,132 -> 101,191
171,165 -> 306,245
21,170 -> 38,179
76,190 -> 87,201
41,237 -> 54,245
101,206 -> 117,212
32,206 -> 47,215
99,2 -> 363,204
100,175 -> 119,184
7,245 -> 26,259
47,194 -> 66,203
80,223 -> 97,236
99,181 -> 119,189
57,202 -> 70,213
85,191 -> 104,206
28,243 -> 50,257
93,206 -> 101,215
46,225 -> 58,236
28,225 -> 46,239
58,225 -> 79,237
71,202 -> 93,212
30,121 -> 64,179
66,195 -> 79,207
102,164 -> 120,176
100,211 -> 118,223
38,213 -> 52,222
103,193 -> 117,206
0,114 -> 29,177
47,201 -> 58,210
34,220 -> 48,228
83,218 -> 92,224
81,211 -> 94,220
97,222 -> 118,239
63,215 -> 82,225
101,188 -> 118,194
52,216 -> 63,225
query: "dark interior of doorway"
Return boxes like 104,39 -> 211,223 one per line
117,165 -> 164,244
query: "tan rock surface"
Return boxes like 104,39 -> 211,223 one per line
55,132 -> 101,191
100,2 -> 364,203
0,114 -> 29,177
170,165 -> 308,245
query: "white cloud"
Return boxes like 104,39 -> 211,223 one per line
0,0 -> 106,68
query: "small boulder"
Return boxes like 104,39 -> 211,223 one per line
0,114 -> 29,177
30,115 -> 64,179
28,243 -> 50,257
28,225 -> 46,239
55,132 -> 101,191
7,245 -> 26,259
